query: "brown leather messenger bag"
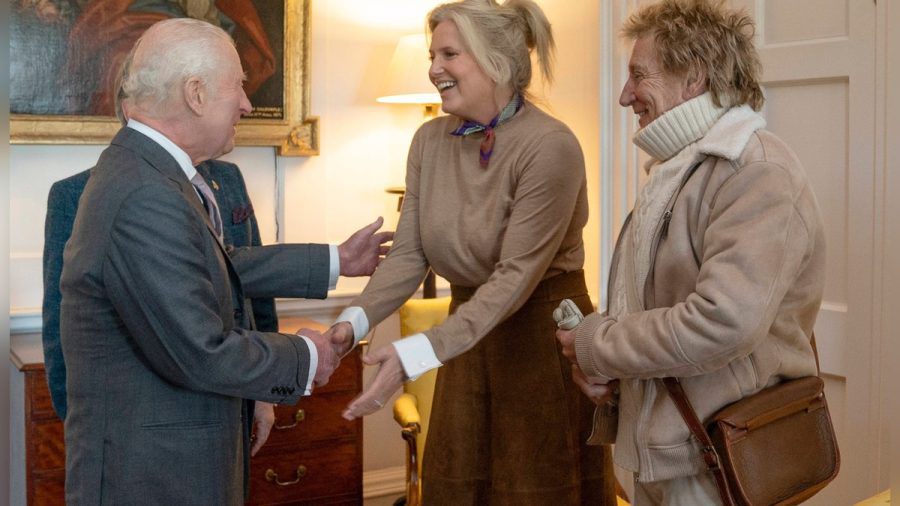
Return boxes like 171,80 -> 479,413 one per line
663,336 -> 840,506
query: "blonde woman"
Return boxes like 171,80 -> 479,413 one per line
329,0 -> 616,503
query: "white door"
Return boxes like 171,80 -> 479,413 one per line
601,1 -> 882,503
729,0 -> 880,503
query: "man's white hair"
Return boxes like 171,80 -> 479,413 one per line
123,17 -> 238,117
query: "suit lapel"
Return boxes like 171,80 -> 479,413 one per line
110,128 -> 246,303
112,128 -> 228,248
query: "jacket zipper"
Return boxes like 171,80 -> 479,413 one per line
634,159 -> 705,480
605,213 -> 633,301
642,159 -> 706,307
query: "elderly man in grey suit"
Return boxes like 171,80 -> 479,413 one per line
59,18 -> 380,505
43,161 -> 387,453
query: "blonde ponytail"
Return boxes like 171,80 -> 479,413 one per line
504,0 -> 554,86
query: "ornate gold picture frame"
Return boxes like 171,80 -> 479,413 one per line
10,0 -> 318,156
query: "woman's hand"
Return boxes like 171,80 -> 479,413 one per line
342,344 -> 405,420
326,321 -> 355,357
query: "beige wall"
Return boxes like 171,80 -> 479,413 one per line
884,0 -> 900,495
2,13 -> 11,494
540,0 -> 603,302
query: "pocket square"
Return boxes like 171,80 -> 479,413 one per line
232,203 -> 254,224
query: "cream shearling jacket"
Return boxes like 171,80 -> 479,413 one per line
574,106 -> 826,482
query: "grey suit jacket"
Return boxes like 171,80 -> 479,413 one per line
60,127 -> 328,505
42,161 -> 293,420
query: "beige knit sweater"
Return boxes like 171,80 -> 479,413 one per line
351,102 -> 589,362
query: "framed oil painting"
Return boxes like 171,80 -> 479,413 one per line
10,0 -> 318,156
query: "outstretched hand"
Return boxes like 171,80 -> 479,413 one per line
338,217 -> 393,277
342,345 -> 404,420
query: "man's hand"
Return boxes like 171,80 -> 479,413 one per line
326,321 -> 355,357
251,401 -> 275,456
572,365 -> 618,406
299,328 -> 341,387
556,327 -> 579,364
338,217 -> 393,277
342,345 -> 404,420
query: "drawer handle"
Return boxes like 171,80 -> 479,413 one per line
274,408 -> 305,430
265,465 -> 307,486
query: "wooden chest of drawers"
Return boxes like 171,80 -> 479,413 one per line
20,366 -> 66,506
249,316 -> 363,505
13,317 -> 363,505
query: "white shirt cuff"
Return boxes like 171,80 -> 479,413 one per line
297,335 -> 318,395
393,334 -> 442,381
328,244 -> 339,290
335,306 -> 369,347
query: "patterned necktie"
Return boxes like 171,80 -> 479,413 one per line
450,94 -> 523,168
191,173 -> 224,241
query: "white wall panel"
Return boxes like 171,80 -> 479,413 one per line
763,80 -> 848,304
762,0 -> 848,45
9,145 -> 104,255
9,257 -> 41,313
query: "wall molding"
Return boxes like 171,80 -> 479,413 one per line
10,310 -> 42,335
8,297 -> 355,335
362,465 -> 406,499
11,287 -> 451,335
599,0 -> 614,312
599,0 -> 642,312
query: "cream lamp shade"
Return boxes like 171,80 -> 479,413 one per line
376,34 -> 441,110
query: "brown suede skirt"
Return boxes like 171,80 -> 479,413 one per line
422,270 -> 616,505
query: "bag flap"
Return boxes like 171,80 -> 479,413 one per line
712,376 -> 826,431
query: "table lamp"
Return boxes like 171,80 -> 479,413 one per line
376,34 -> 441,118
378,33 -> 442,297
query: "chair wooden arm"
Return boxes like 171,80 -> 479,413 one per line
393,393 -> 422,506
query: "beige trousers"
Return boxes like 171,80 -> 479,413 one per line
633,472 -> 721,506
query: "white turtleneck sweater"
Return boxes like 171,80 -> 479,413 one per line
610,93 -> 727,321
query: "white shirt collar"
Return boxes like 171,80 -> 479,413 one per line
127,119 -> 197,181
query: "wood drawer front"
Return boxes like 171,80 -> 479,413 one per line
247,439 -> 361,505
266,391 -> 360,448
26,371 -> 57,420
251,492 -> 361,506
31,419 -> 65,472
314,352 -> 361,395
31,473 -> 65,506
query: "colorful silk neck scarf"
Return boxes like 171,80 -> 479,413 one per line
450,94 -> 523,168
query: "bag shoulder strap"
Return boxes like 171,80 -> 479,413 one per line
662,332 -> 820,506
661,377 -> 736,506
811,332 -> 821,373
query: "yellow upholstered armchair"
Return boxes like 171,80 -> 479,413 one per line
392,297 -> 451,506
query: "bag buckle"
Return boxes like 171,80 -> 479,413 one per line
701,445 -> 721,472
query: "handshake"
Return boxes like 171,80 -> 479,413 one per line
296,320 -> 405,421
295,322 -> 356,387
